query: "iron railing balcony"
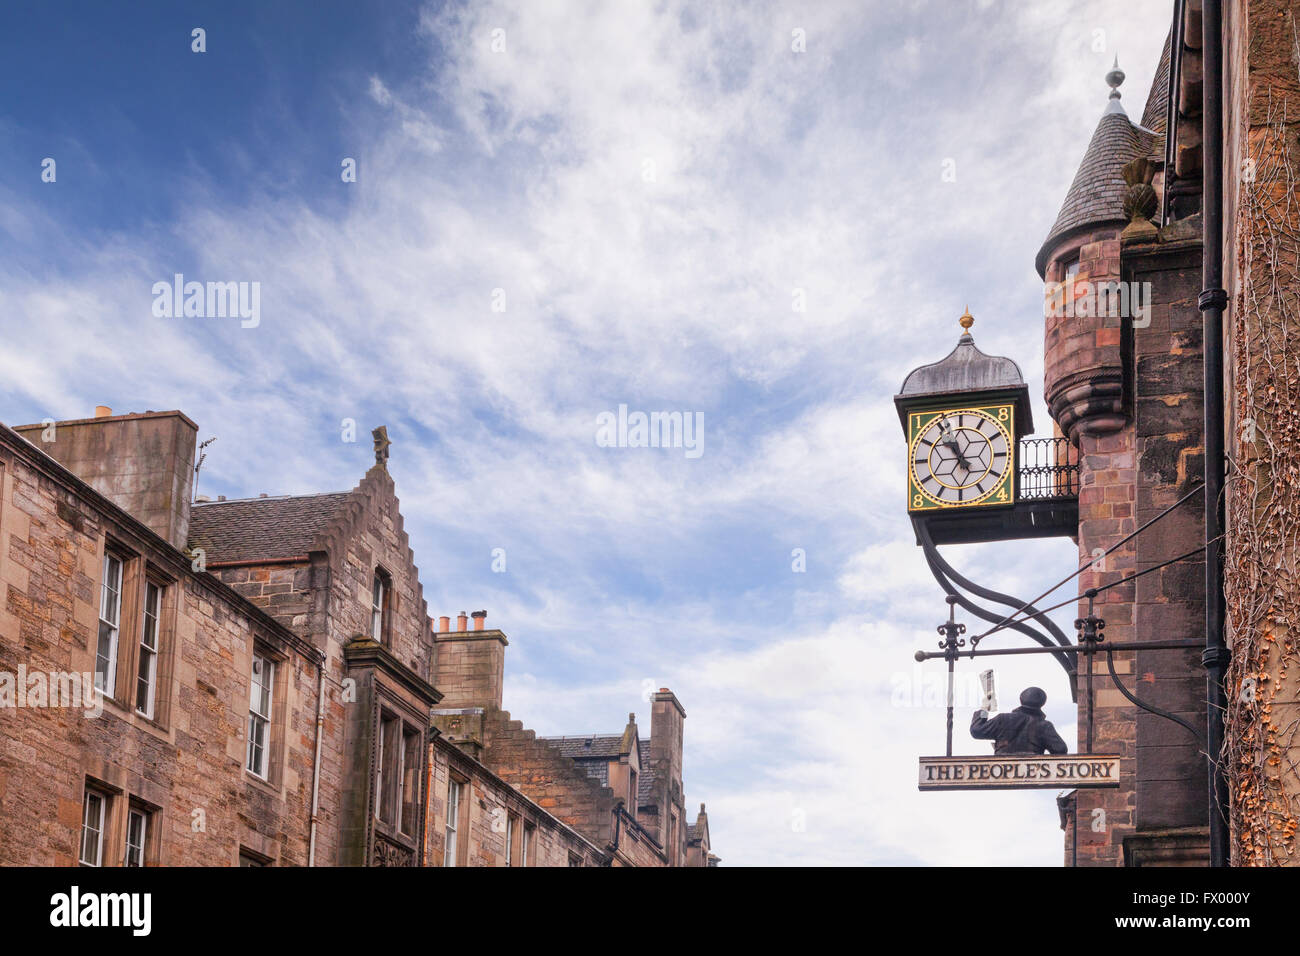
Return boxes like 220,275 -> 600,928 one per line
1018,436 -> 1079,501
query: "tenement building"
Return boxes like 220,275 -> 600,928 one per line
0,407 -> 715,866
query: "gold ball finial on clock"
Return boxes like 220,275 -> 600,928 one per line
959,306 -> 974,331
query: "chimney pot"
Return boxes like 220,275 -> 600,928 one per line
217,495 -> 226,501
259,493 -> 268,498
94,405 -> 112,418
659,687 -> 669,693
629,712 -> 636,722
471,610 -> 486,630
438,615 -> 450,633
456,612 -> 468,632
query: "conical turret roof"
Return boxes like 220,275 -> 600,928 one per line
1034,59 -> 1157,276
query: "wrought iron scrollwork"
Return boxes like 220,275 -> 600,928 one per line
915,519 -> 1078,699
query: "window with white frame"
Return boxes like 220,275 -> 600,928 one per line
135,580 -> 162,718
80,788 -> 106,867
125,807 -> 149,867
522,823 -> 533,867
371,570 -> 389,643
246,652 -> 274,779
443,778 -> 464,867
505,813 -> 517,866
96,552 -> 123,695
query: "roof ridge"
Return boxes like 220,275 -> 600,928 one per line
193,490 -> 352,506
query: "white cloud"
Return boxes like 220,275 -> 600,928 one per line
0,0 -> 1169,864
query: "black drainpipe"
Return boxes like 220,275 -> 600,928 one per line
1199,0 -> 1231,869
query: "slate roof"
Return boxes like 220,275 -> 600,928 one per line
1035,36 -> 1172,276
188,492 -> 353,564
1037,107 -> 1144,265
638,738 -> 657,807
1140,31 -> 1172,142
540,734 -> 627,760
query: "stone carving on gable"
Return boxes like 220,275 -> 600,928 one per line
372,425 -> 391,467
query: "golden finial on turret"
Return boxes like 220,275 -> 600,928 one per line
959,306 -> 974,331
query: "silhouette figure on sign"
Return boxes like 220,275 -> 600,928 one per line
970,687 -> 1069,755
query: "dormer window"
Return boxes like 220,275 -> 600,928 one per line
371,569 -> 391,643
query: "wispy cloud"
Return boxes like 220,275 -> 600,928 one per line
0,0 -> 1171,864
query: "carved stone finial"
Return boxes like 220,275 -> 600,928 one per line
372,426 -> 391,467
1121,157 -> 1159,240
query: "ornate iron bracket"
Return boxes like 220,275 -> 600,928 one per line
915,518 -> 1078,701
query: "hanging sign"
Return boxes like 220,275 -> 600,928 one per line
919,754 -> 1121,791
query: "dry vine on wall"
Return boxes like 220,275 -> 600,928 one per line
1225,92 -> 1300,865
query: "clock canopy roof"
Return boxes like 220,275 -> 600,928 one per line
894,313 -> 1034,434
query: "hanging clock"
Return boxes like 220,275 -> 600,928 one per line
907,404 -> 1015,512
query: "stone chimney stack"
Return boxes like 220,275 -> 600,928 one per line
649,688 -> 687,854
432,612 -> 508,710
14,409 -> 198,551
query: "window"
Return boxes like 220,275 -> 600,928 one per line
96,553 -> 123,695
444,778 -> 464,867
522,823 -> 533,867
125,807 -> 149,867
246,652 -> 274,779
376,713 -> 422,836
80,789 -> 106,867
135,581 -> 162,718
371,570 -> 390,643
505,814 -> 517,866
239,849 -> 269,867
629,769 -> 638,808
400,728 -> 420,837
568,852 -> 582,867
376,713 -> 401,825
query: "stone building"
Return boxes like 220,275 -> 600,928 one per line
0,407 -> 715,866
900,0 -> 1300,867
1020,0 -> 1298,865
1034,25 -> 1209,866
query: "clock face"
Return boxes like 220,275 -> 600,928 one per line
907,406 -> 1014,511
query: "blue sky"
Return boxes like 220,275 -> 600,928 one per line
0,0 -> 1172,864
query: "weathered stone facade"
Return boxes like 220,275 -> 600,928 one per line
0,408 -> 716,866
1219,0 -> 1300,865
0,416 -> 323,866
1036,19 -> 1211,865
